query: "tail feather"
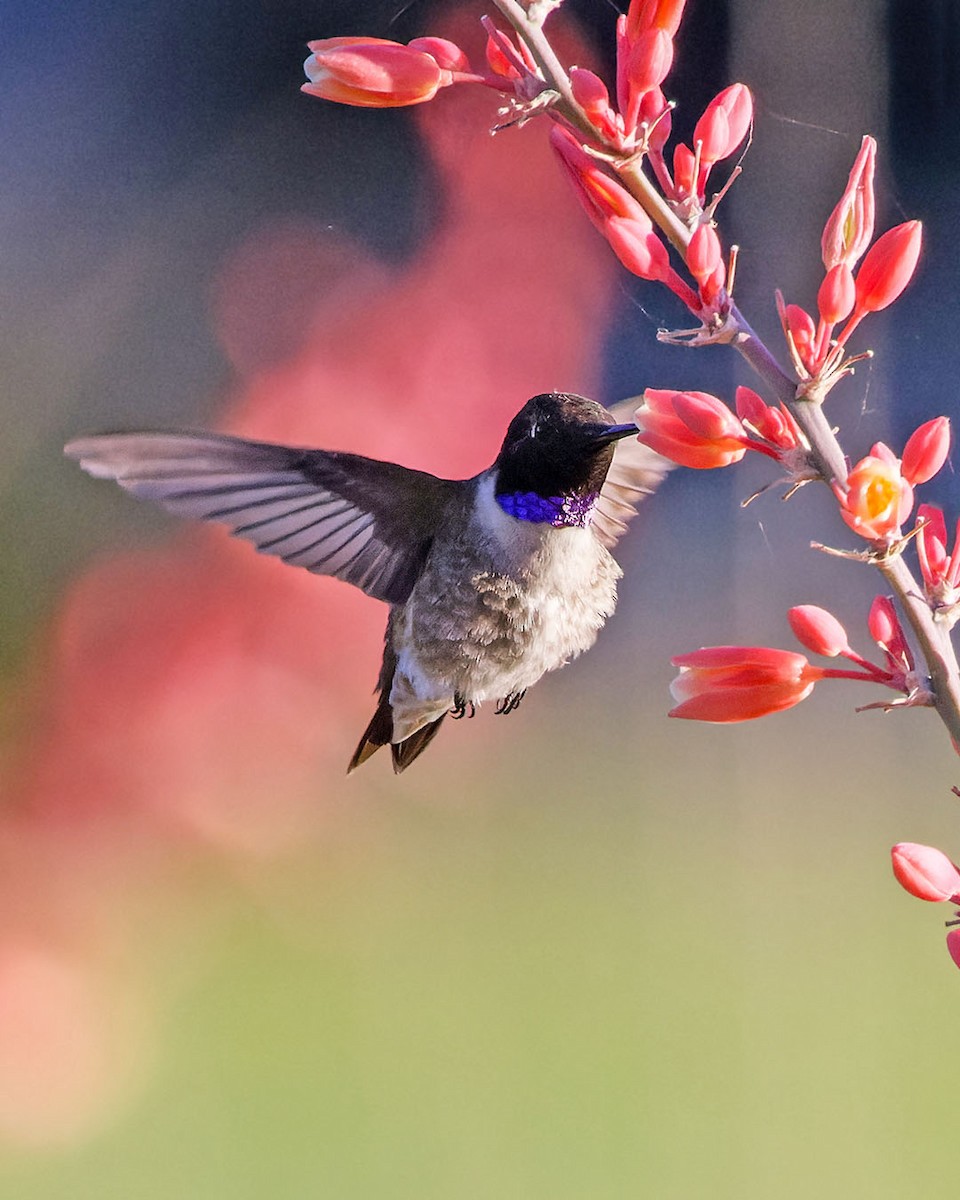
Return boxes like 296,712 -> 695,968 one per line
347,696 -> 393,773
347,636 -> 447,773
391,715 -> 446,773
347,702 -> 447,774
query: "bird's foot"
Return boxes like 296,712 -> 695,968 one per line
495,690 -> 526,715
451,693 -> 476,720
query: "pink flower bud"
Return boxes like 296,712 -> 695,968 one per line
901,417 -> 951,486
734,387 -> 801,450
787,605 -> 850,658
917,504 -> 949,588
867,596 -> 908,664
626,0 -> 688,38
672,143 -> 696,196
671,392 -> 741,441
946,929 -> 960,971
570,67 -> 611,113
407,37 -> 470,73
783,303 -> 818,373
634,390 -> 747,469
485,29 -> 521,79
623,27 -> 674,102
638,88 -> 672,150
687,224 -> 722,284
854,220 -> 923,314
669,646 -> 820,722
604,215 -> 671,281
302,37 -> 447,108
569,68 -> 621,142
891,842 -> 960,903
693,84 -> 753,165
821,136 -> 876,270
549,126 -> 645,228
817,263 -> 855,326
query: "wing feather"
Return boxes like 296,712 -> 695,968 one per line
65,431 -> 458,605
594,400 -> 674,549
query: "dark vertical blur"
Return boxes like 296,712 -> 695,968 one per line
886,0 -> 960,501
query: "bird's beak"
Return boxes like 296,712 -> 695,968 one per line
589,422 -> 639,445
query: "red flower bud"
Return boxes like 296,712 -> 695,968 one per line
549,126 -> 643,229
626,0 -> 688,38
672,143 -> 696,196
569,68 -> 621,142
604,215 -> 671,281
638,88 -> 672,151
734,388 -> 801,451
302,37 -> 447,108
821,136 -> 876,270
687,224 -> 722,284
635,390 -> 746,469
407,37 -> 470,73
901,417 -> 950,486
693,84 -> 753,165
817,263 -> 855,326
867,596 -> 911,671
787,605 -> 850,658
947,929 -> 960,970
854,221 -> 923,314
783,303 -> 817,372
891,842 -> 960,903
622,27 -> 674,114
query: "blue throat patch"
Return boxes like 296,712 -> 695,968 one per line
496,490 -> 599,528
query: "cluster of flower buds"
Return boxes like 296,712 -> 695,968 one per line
555,16 -> 753,315
635,384 -> 951,547
301,2 -> 752,324
633,385 -> 806,473
549,126 -> 699,309
669,601 -> 929,723
778,137 -> 923,391
891,843 -> 960,971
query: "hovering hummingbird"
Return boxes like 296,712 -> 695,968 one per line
65,392 -> 670,772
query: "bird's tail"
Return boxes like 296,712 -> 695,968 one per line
347,700 -> 446,774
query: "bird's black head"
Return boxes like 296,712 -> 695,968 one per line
494,392 -> 637,500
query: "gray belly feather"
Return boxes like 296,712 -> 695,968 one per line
388,487 -> 621,741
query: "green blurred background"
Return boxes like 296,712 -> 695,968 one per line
2,1 -> 959,1196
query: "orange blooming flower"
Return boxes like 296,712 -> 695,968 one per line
890,843 -> 960,904
837,443 -> 914,542
302,37 -> 454,108
669,646 -> 823,722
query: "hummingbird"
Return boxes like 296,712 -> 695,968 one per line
65,392 -> 670,772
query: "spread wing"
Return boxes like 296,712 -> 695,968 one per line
64,431 -> 458,605
593,399 -> 674,549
